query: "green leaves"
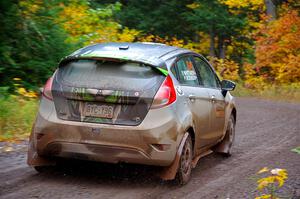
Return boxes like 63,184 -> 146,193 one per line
115,0 -> 193,38
186,0 -> 247,38
0,0 -> 75,91
291,147 -> 300,155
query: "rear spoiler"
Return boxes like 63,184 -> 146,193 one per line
59,51 -> 169,76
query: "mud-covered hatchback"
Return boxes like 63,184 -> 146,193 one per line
28,42 -> 237,184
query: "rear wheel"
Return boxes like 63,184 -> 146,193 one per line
34,166 -> 52,173
176,135 -> 193,185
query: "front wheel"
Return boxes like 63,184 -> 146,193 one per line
221,115 -> 235,157
212,114 -> 236,157
176,135 -> 193,185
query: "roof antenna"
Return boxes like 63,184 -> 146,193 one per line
119,45 -> 129,50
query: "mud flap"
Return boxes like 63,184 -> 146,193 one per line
27,133 -> 56,167
159,132 -> 189,180
213,138 -> 230,154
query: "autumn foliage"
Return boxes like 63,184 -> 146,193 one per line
209,57 -> 240,81
245,9 -> 300,87
1,0 -> 299,92
57,2 -> 140,45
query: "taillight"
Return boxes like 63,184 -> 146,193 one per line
43,77 -> 53,100
151,75 -> 176,109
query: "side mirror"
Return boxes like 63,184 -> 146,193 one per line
221,80 -> 236,91
39,87 -> 44,97
39,87 -> 44,94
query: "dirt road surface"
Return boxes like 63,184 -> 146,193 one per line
0,98 -> 299,199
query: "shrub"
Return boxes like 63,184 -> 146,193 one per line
0,90 -> 38,141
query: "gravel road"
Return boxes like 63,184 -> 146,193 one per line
0,98 -> 299,199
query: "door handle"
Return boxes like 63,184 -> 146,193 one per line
211,95 -> 216,103
188,94 -> 196,102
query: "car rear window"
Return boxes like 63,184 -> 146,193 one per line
57,59 -> 163,91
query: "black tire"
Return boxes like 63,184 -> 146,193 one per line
222,115 -> 235,157
176,135 -> 193,185
34,166 -> 52,173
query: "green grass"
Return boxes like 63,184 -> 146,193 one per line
0,96 -> 38,141
232,83 -> 300,103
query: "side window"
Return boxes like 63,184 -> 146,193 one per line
170,65 -> 178,80
172,56 -> 199,86
193,56 -> 219,88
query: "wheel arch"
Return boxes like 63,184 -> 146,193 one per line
186,127 -> 195,151
231,107 -> 237,123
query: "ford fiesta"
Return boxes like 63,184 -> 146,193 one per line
28,42 -> 237,184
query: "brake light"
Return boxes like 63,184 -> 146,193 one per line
151,75 -> 176,109
43,77 -> 53,100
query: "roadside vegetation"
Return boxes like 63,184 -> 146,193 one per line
0,0 -> 299,141
232,83 -> 300,103
254,167 -> 289,199
0,87 -> 38,141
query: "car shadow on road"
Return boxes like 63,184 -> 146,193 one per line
30,153 -> 228,188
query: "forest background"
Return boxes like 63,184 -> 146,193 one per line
0,0 -> 299,140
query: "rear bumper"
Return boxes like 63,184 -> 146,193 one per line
40,141 -> 156,165
28,98 -> 182,166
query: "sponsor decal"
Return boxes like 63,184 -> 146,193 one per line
181,70 -> 197,81
157,67 -> 169,76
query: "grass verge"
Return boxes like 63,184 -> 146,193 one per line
232,83 -> 300,103
0,96 -> 38,141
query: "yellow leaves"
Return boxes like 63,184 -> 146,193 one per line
255,194 -> 272,199
11,78 -> 38,98
273,169 -> 288,186
116,28 -> 140,43
186,3 -> 200,9
17,87 -> 26,95
58,2 -> 93,43
255,167 -> 288,198
258,167 -> 269,174
19,0 -> 43,18
257,176 -> 276,190
209,57 -> 239,81
246,9 -> 300,87
257,175 -> 287,190
276,176 -> 285,188
219,0 -> 264,10
139,32 -> 209,55
17,88 -> 37,98
57,2 -> 139,45
248,20 -> 263,29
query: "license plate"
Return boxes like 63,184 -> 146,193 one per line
83,103 -> 114,119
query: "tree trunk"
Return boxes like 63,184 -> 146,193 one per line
193,32 -> 200,43
265,0 -> 277,20
209,30 -> 216,57
218,37 -> 226,59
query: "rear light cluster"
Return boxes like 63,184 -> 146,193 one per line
43,77 -> 53,100
151,75 -> 176,109
43,74 -> 176,107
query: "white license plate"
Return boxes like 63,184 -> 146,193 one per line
83,103 -> 114,118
